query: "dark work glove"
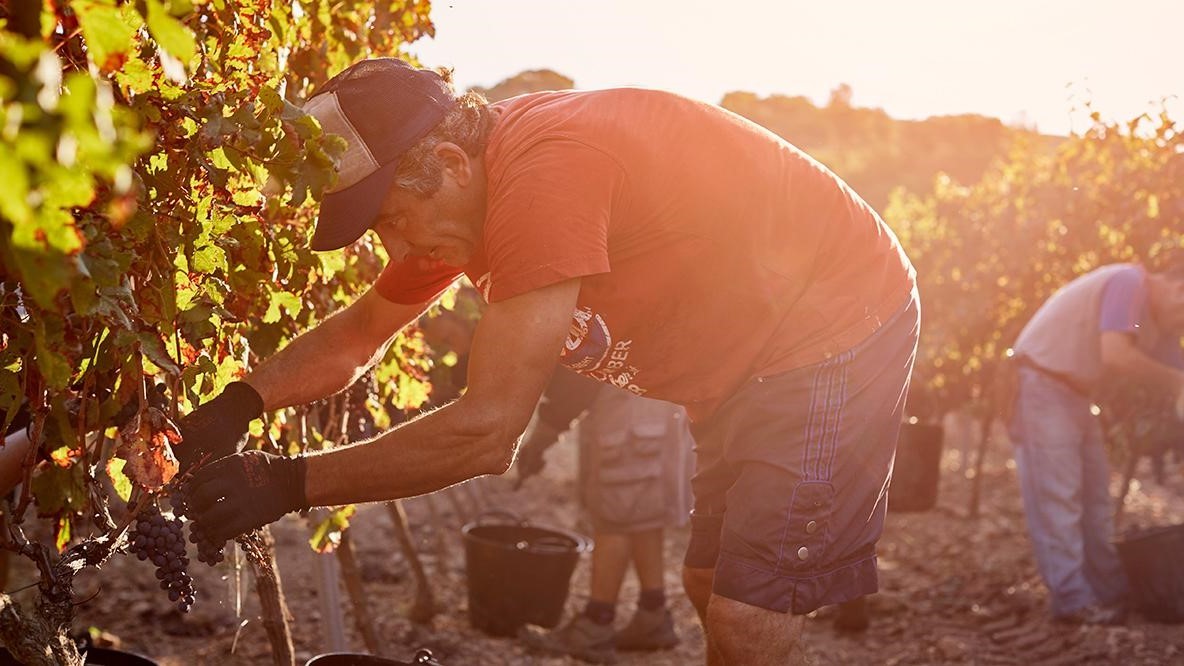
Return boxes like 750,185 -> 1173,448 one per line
514,421 -> 563,490
184,450 -> 308,544
175,382 -> 264,472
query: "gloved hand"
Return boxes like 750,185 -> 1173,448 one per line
175,382 -> 264,472
184,450 -> 308,544
513,421 -> 562,490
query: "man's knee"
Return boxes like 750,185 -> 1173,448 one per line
706,594 -> 804,664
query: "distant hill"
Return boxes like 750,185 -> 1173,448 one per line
471,69 -> 574,103
473,73 -> 1056,211
722,87 -> 1059,211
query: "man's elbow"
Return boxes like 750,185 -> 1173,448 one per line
466,412 -> 526,476
473,434 -> 517,476
454,393 -> 534,476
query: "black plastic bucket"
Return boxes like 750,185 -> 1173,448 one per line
462,510 -> 592,637
0,647 -> 156,665
1114,523 -> 1184,623
305,648 -> 442,666
888,422 -> 944,513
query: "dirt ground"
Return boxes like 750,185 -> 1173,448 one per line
9,422 -> 1183,665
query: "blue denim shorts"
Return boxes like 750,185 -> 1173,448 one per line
684,292 -> 919,614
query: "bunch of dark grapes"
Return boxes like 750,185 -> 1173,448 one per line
188,523 -> 227,566
128,505 -> 196,612
170,486 -> 226,566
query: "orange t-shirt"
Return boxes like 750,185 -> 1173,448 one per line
376,89 -> 915,420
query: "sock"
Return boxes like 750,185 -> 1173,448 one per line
583,599 -> 616,625
638,588 -> 666,611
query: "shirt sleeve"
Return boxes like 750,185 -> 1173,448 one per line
1098,267 -> 1147,334
482,139 -> 625,302
374,256 -> 464,305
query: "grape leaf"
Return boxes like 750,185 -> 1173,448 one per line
145,0 -> 197,64
105,457 -> 133,502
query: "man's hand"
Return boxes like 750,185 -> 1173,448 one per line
514,421 -> 563,490
184,450 -> 308,544
175,382 -> 264,472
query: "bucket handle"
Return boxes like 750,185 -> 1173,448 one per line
413,649 -> 442,665
474,508 -> 529,527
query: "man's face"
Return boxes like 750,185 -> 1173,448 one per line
371,144 -> 484,268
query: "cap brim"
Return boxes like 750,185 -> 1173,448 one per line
310,160 -> 401,252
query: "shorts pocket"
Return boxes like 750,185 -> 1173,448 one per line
780,481 -> 835,571
591,434 -> 665,527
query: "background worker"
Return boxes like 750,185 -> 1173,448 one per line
1007,258 -> 1184,624
515,369 -> 693,663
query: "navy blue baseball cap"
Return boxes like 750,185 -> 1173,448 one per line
302,59 -> 456,251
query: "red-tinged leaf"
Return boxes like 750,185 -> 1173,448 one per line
179,341 -> 200,365
115,407 -> 179,490
50,445 -> 82,468
146,405 -> 182,443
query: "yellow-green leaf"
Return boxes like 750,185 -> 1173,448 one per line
106,457 -> 133,502
145,0 -> 196,64
71,0 -> 141,71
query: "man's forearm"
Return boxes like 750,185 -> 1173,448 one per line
245,311 -> 388,411
1112,347 -> 1184,395
302,398 -> 513,506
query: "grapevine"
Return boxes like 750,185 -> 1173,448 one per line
0,2 -> 441,661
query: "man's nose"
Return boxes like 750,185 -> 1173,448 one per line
385,239 -> 411,263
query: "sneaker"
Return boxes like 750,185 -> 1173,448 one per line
518,614 -> 618,664
1053,603 -> 1126,626
614,606 -> 679,651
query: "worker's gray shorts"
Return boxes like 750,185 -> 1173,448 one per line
578,399 -> 694,534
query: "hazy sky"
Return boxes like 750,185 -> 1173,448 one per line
412,0 -> 1182,136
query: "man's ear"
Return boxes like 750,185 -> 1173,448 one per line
433,142 -> 472,187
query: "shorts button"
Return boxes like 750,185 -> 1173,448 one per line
797,546 -> 809,561
805,520 -> 818,534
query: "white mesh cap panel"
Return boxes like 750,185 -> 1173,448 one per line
303,92 -> 381,193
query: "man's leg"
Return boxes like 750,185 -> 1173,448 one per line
519,529 -> 631,663
681,566 -> 725,665
587,530 -> 632,610
614,528 -> 680,651
682,565 -> 713,624
1080,418 -> 1128,607
630,527 -> 665,591
707,595 -> 805,665
1010,370 -> 1097,617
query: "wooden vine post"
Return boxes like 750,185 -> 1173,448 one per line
334,531 -> 381,653
240,528 -> 295,666
387,500 -> 437,623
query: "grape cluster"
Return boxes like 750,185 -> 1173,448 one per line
189,523 -> 227,566
129,506 -> 196,612
170,487 -> 227,566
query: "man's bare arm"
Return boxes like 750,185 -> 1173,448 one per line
301,278 -> 582,506
245,288 -> 431,411
1100,331 -> 1184,395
